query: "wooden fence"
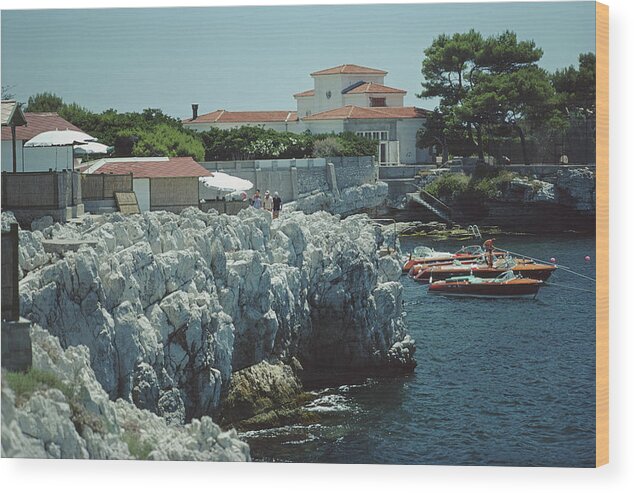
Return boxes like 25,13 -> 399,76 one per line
81,173 -> 133,200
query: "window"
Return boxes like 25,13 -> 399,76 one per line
370,97 -> 386,107
356,131 -> 389,141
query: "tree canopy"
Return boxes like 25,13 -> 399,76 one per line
418,30 -> 590,165
25,92 -> 65,112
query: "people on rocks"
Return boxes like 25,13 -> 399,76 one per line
263,190 -> 274,215
251,190 -> 262,209
272,192 -> 282,219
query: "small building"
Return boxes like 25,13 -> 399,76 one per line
1,111 -> 84,172
183,64 -> 431,165
82,157 -> 211,213
1,100 -> 28,173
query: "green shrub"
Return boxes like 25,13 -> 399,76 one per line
123,431 -> 153,460
425,173 -> 469,201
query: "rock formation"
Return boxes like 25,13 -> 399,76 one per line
2,325 -> 250,460
7,206 -> 415,425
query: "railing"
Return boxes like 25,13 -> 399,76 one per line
419,189 -> 453,219
467,224 -> 482,239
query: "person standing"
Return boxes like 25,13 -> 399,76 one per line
263,190 -> 273,215
252,189 -> 262,209
272,191 -> 282,219
483,237 -> 496,268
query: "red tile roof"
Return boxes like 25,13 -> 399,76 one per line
293,89 -> 315,98
90,157 -> 211,179
1,112 -> 82,141
344,82 -> 406,95
303,105 -> 428,121
183,110 -> 298,124
311,64 -> 388,76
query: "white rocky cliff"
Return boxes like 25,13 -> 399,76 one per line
4,207 -> 415,429
2,325 -> 250,460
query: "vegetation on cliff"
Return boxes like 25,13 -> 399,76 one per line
424,167 -> 540,203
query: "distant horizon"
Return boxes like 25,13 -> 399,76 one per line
2,2 -> 596,119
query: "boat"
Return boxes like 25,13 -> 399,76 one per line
428,271 -> 544,299
413,256 -> 556,283
402,245 -> 505,273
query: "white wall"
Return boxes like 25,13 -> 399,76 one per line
296,97 -> 315,117
185,120 -> 305,133
1,141 -> 74,172
396,119 -> 427,164
303,120 -> 345,135
312,74 -> 388,114
313,75 -> 346,114
342,93 -> 368,107
341,93 -> 404,108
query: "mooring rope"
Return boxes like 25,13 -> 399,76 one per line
543,281 -> 596,294
497,248 -> 596,283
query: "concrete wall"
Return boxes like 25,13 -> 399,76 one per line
201,158 -> 325,172
150,177 -> 199,212
200,200 -> 249,215
199,155 -> 377,203
378,165 -> 435,179
2,141 -> 74,172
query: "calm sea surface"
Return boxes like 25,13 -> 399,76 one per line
242,234 -> 596,467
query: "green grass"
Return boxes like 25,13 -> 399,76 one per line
3,368 -> 107,436
3,368 -> 72,405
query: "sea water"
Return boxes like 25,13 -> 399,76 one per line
243,234 -> 597,466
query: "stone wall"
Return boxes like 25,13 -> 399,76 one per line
330,156 -> 377,190
298,168 -> 329,194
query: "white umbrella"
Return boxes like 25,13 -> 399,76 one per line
73,142 -> 113,155
24,129 -> 99,171
23,129 -> 98,147
200,172 -> 253,192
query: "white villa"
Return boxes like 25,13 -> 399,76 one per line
182,64 -> 431,165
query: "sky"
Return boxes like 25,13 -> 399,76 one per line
1,1 -> 596,119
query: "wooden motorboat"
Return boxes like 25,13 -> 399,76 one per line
402,245 -> 505,273
428,271 -> 543,299
414,257 -> 556,283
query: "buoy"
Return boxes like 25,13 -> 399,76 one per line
585,255 -> 591,262
550,257 -> 556,263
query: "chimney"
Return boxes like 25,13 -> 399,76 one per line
191,103 -> 199,120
